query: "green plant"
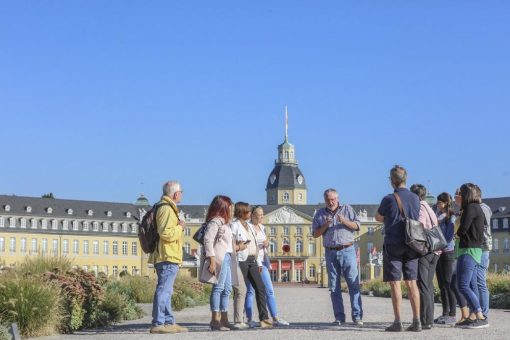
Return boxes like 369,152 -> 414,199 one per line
18,256 -> 73,275
0,274 -> 62,338
118,276 -> 155,303
101,288 -> 143,323
0,324 -> 10,340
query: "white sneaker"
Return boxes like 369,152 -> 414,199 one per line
247,320 -> 258,328
274,318 -> 290,326
232,322 -> 249,330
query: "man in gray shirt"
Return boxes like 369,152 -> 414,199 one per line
312,188 -> 363,326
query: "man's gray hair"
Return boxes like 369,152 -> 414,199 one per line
323,188 -> 338,198
162,181 -> 181,197
390,165 -> 407,187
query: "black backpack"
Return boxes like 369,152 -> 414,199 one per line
137,203 -> 174,254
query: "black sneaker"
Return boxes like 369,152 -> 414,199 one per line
455,318 -> 475,328
406,321 -> 422,332
385,322 -> 403,332
422,324 -> 433,330
467,318 -> 489,329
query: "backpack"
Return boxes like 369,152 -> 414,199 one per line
137,203 -> 175,254
480,203 -> 493,251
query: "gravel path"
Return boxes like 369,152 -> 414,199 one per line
34,286 -> 510,339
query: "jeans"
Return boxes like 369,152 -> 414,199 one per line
456,254 -> 481,313
325,246 -> 363,322
475,251 -> 490,317
246,264 -> 278,320
210,253 -> 232,312
152,261 -> 179,326
239,258 -> 269,321
436,251 -> 456,316
418,253 -> 439,325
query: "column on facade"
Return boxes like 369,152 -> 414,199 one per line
278,259 -> 282,282
291,259 -> 295,282
304,259 -> 308,281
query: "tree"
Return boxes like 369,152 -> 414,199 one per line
42,192 -> 55,199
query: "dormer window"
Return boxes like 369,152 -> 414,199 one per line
112,222 -> 118,232
62,220 -> 69,230
4,205 -> 10,212
46,207 -> 53,214
72,220 -> 79,231
131,224 -> 137,233
20,218 -> 26,229
102,222 -> 109,232
122,223 -> 128,233
125,212 -> 131,218
9,217 -> 15,228
92,222 -> 99,231
31,219 -> 37,229
67,209 -> 73,215
51,219 -> 58,230
83,221 -> 89,231
87,210 -> 93,216
106,211 -> 112,217
26,206 -> 32,213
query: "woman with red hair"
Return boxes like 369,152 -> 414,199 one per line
199,195 -> 240,331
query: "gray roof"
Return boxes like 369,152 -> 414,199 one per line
483,197 -> 510,218
265,164 -> 307,190
0,195 -> 140,221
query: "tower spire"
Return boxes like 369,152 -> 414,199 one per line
285,104 -> 288,142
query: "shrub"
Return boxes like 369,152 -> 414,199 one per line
0,274 -> 62,338
0,324 -> 9,340
17,256 -> 73,275
42,271 -> 87,333
118,276 -> 155,303
100,289 -> 143,324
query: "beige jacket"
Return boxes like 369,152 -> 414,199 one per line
199,217 -> 240,286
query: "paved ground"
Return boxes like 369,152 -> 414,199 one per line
34,286 -> 510,340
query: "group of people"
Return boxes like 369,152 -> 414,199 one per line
147,181 -> 288,334
375,165 -> 491,331
147,164 -> 492,334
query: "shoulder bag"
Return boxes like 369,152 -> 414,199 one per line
394,193 -> 428,256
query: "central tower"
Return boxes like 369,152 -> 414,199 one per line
265,106 -> 307,205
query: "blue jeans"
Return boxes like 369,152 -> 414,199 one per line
210,253 -> 232,312
475,251 -> 490,317
456,254 -> 481,313
245,264 -> 278,320
152,261 -> 179,326
325,246 -> 363,322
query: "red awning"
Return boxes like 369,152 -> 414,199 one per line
281,262 -> 291,270
294,261 -> 304,270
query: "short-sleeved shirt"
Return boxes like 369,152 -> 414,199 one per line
312,204 -> 360,247
377,188 -> 420,246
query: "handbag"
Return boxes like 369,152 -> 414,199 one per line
394,193 -> 428,256
192,222 -> 207,245
424,207 -> 447,252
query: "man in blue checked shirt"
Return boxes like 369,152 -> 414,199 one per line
312,188 -> 363,326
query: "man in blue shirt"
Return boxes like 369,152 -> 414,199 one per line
313,188 -> 363,326
375,165 -> 422,332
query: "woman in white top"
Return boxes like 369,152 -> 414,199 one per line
231,202 -> 273,328
245,205 -> 290,327
410,184 -> 439,329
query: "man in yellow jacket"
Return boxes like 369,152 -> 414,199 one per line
150,181 -> 188,334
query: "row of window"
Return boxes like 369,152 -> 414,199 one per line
79,265 -> 139,276
0,237 -> 138,256
492,238 -> 510,252
267,239 -> 316,255
270,192 -> 304,202
492,218 -> 510,229
268,226 -> 312,236
0,216 -> 137,233
2,205 -> 134,218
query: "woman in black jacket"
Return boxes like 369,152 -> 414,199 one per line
455,183 -> 488,329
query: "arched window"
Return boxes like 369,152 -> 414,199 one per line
20,218 -> 26,228
31,219 -> 37,229
308,243 -> 316,256
285,151 -> 289,159
309,265 -> 316,278
493,219 -> 499,229
83,221 -> 89,231
283,192 -> 290,202
504,218 -> 509,229
504,238 -> 509,253
493,238 -> 499,252
269,240 -> 276,254
62,220 -> 69,230
184,242 -> 191,254
92,222 -> 99,231
122,223 -> 128,233
51,219 -> 58,230
41,219 -> 48,229
131,224 -> 137,233
72,221 -> 78,231
298,193 -> 303,201
295,239 -> 302,254
102,222 -> 109,232
0,217 -> 4,228
112,223 -> 118,232
9,217 -> 15,227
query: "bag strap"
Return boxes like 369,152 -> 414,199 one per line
423,202 -> 436,227
393,192 -> 407,219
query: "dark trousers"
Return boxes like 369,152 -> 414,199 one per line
418,252 -> 439,326
436,251 -> 456,316
239,259 -> 269,321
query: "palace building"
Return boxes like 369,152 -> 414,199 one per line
1,112 -> 509,280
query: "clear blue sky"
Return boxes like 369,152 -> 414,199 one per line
1,1 -> 509,206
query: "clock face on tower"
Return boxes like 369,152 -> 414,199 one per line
297,175 -> 303,184
270,174 -> 277,184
